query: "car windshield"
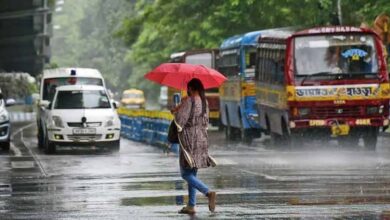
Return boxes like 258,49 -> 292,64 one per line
123,93 -> 143,99
54,90 -> 111,109
294,34 -> 378,81
43,77 -> 103,102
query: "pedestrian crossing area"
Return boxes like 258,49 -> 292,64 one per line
9,112 -> 35,122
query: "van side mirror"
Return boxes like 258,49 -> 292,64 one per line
40,100 -> 50,109
112,101 -> 118,109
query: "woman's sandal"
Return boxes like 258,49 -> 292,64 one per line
178,206 -> 195,215
207,191 -> 216,212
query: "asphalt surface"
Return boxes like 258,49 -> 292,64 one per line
1,120 -> 390,219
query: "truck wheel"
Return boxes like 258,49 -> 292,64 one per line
224,110 -> 236,141
44,136 -> 56,154
240,128 -> 253,144
1,142 -> 10,151
363,127 -> 378,151
272,120 -> 291,149
338,131 -> 359,148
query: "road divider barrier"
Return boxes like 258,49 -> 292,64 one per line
118,107 -> 174,148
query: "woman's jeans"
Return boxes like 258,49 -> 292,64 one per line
180,167 -> 209,207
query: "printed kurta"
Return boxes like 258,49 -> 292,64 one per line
174,96 -> 210,168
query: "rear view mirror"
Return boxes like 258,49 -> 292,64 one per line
112,101 -> 118,109
40,100 -> 51,109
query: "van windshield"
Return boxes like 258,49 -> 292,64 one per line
43,77 -> 103,102
54,90 -> 111,109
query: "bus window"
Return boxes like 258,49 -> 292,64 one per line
218,52 -> 239,77
276,49 -> 285,85
245,48 -> 257,77
186,53 -> 213,68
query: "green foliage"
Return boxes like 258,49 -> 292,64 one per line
51,0 -> 134,94
51,0 -> 390,101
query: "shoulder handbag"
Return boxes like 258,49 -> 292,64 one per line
167,98 -> 195,144
167,120 -> 179,143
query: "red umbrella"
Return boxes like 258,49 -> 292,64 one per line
144,63 -> 227,90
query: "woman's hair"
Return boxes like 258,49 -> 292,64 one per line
187,78 -> 206,115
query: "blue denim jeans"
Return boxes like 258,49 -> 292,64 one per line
180,167 -> 209,207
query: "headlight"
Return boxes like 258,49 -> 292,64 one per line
0,112 -> 9,123
298,108 -> 310,116
106,117 -> 114,127
52,116 -> 64,128
367,106 -> 378,114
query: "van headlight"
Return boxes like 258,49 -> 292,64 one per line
52,116 -> 64,128
106,117 -> 114,127
0,111 -> 9,123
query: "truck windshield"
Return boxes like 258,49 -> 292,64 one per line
54,90 -> 111,109
294,34 -> 378,82
43,77 -> 103,102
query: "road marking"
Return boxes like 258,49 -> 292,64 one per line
10,142 -> 21,157
11,161 -> 35,169
20,123 -> 48,177
9,123 -> 35,157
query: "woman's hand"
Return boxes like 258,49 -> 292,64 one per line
170,106 -> 179,114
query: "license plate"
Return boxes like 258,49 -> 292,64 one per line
331,124 -> 350,136
73,128 -> 96,135
209,111 -> 220,119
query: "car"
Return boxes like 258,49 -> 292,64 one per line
37,68 -> 106,149
120,89 -> 145,109
42,85 -> 121,153
0,93 -> 11,151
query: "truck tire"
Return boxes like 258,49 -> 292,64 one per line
363,127 -> 378,151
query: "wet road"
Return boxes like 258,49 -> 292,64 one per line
2,121 -> 390,219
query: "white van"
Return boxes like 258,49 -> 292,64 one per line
37,68 -> 107,151
43,85 -> 121,153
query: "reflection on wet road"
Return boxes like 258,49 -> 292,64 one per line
2,123 -> 390,219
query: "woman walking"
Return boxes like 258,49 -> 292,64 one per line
171,78 -> 216,214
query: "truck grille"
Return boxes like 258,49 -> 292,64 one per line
312,106 -> 363,118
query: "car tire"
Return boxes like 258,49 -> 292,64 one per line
110,140 -> 120,152
44,135 -> 56,154
38,126 -> 44,149
1,141 -> 10,151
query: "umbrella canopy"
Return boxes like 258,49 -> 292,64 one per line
144,63 -> 227,90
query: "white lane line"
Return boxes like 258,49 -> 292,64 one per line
20,123 -> 48,177
10,123 -> 34,157
10,143 -> 21,157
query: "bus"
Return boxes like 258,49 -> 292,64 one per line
169,49 -> 221,127
255,26 -> 390,150
218,31 -> 263,143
